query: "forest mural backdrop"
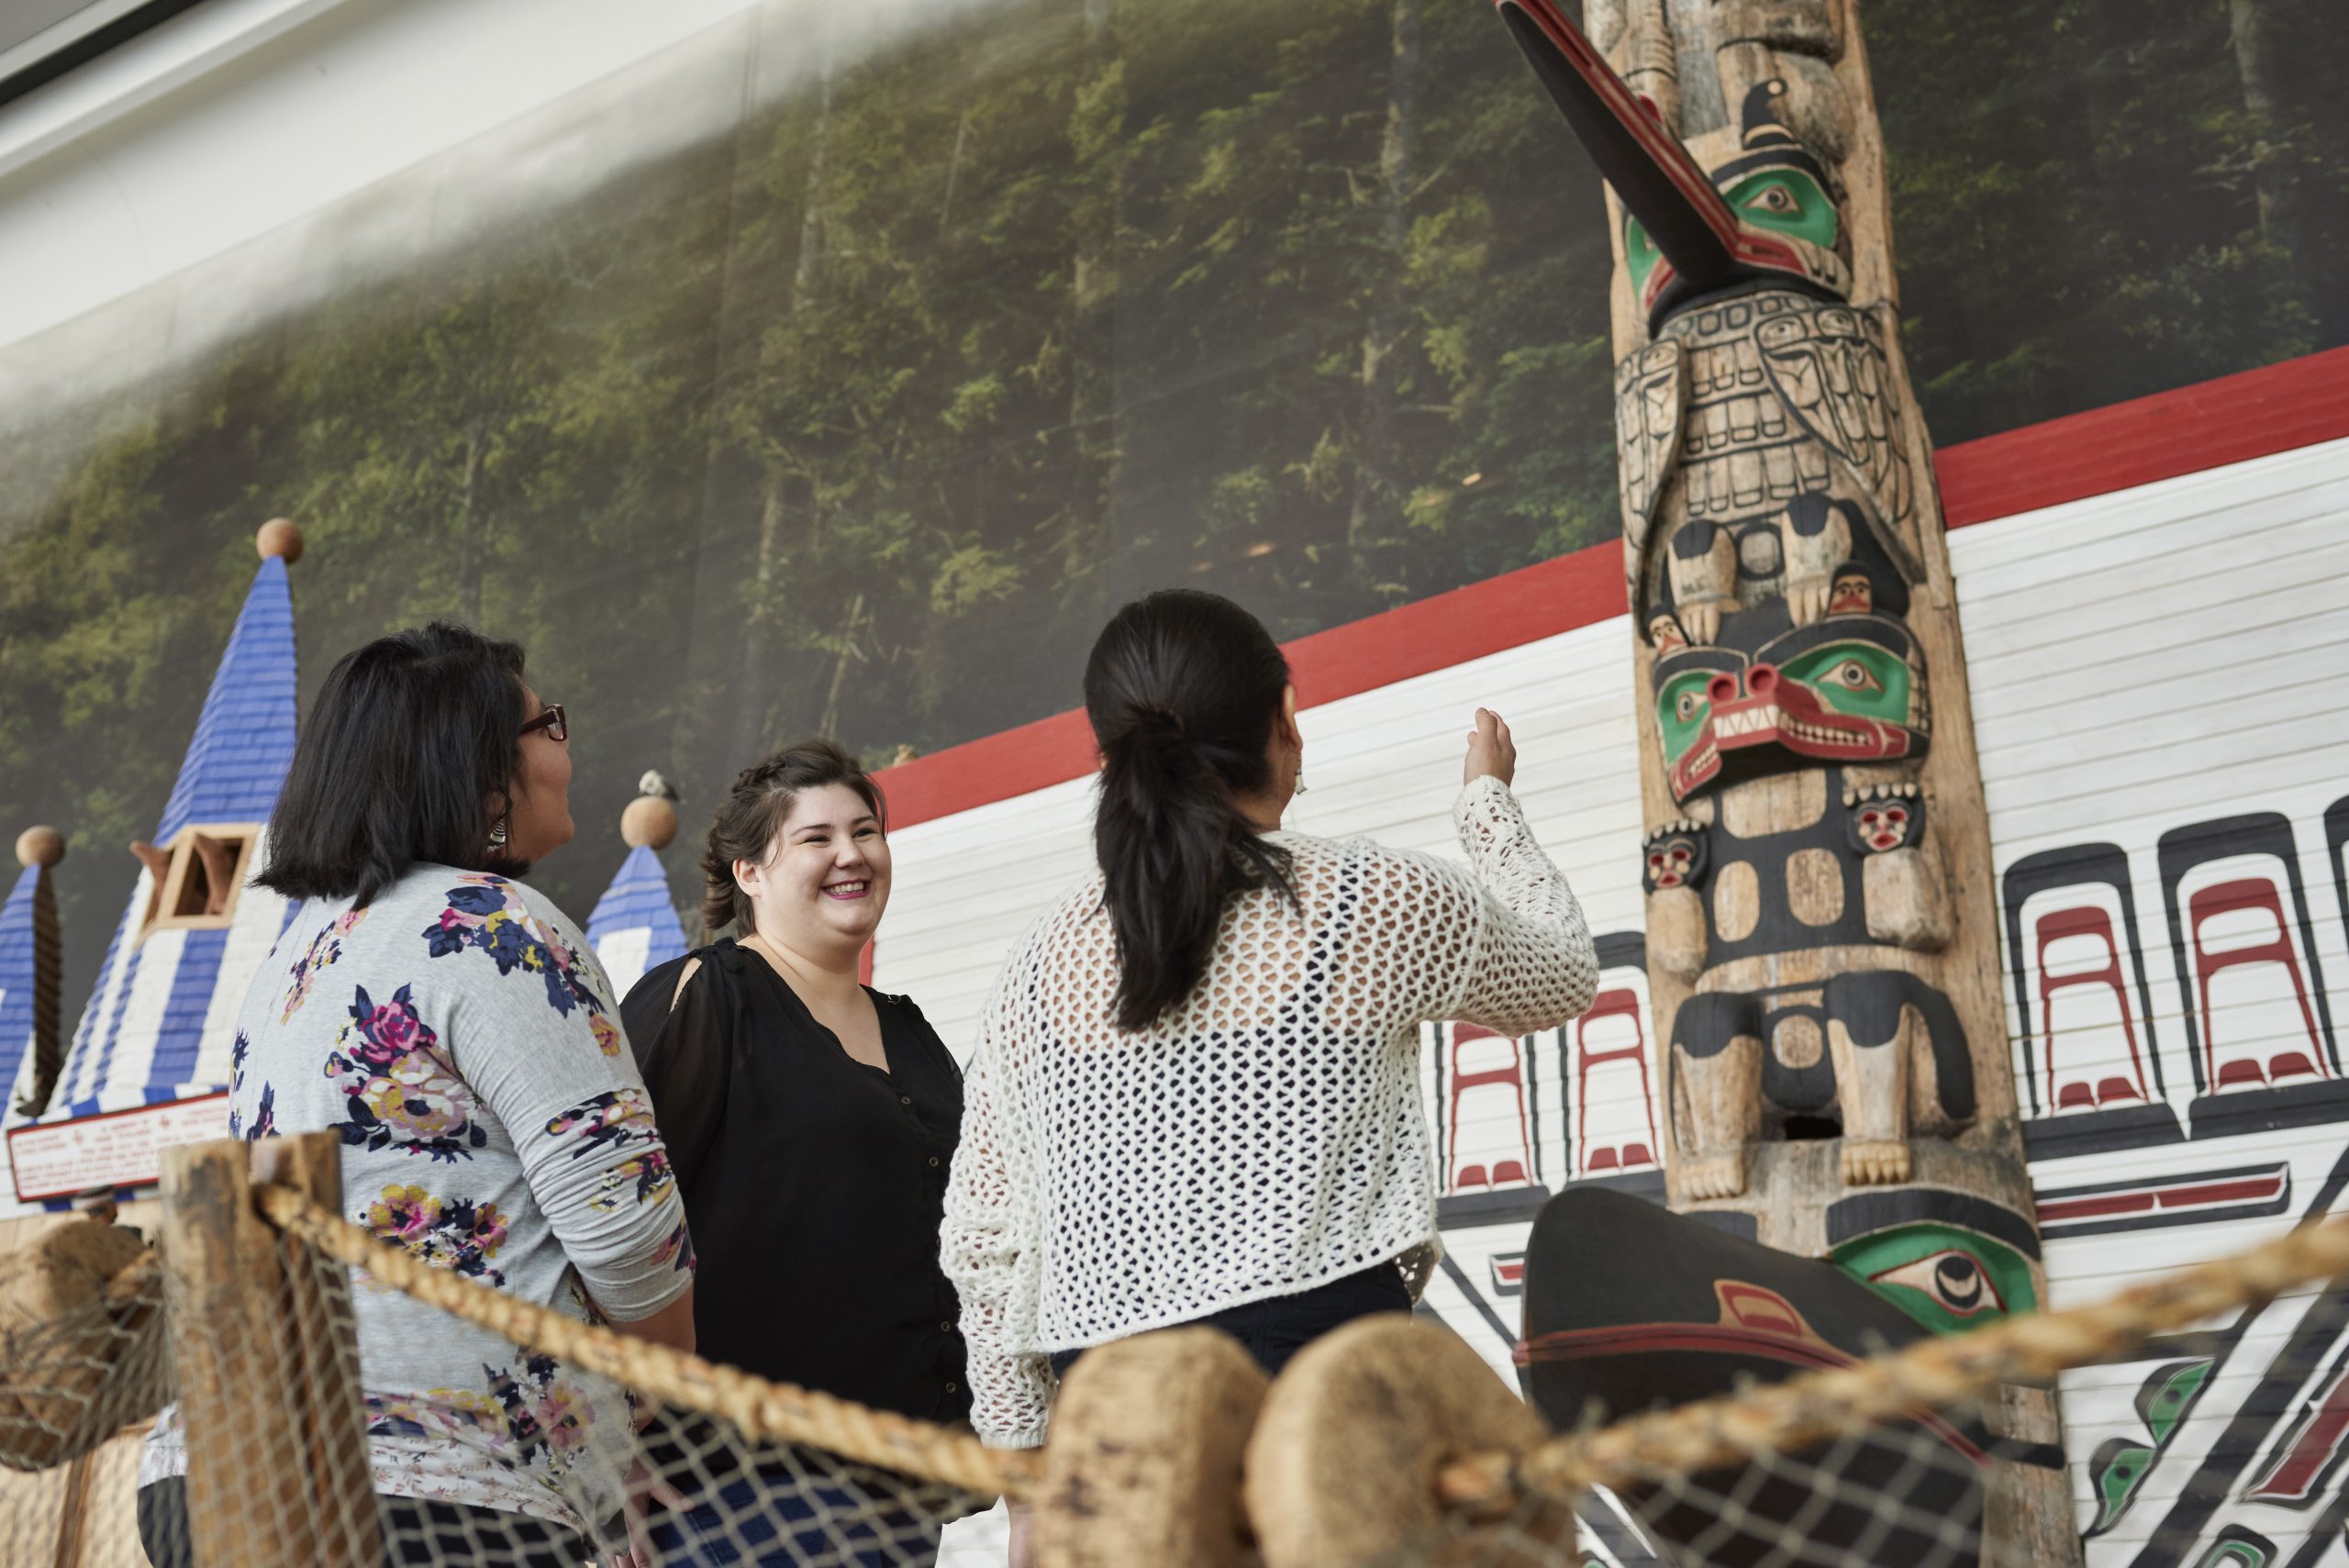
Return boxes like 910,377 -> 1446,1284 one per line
4,0 -> 2346,1011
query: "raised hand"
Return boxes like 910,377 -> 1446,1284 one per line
1463,708 -> 1516,788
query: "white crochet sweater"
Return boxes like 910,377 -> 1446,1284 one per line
941,776 -> 1598,1448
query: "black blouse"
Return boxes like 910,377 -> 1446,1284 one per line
621,940 -> 969,1426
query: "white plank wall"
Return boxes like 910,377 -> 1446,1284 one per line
1956,435 -> 2349,1564
896,436 -> 2349,1564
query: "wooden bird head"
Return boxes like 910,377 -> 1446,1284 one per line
1496,0 -> 1853,333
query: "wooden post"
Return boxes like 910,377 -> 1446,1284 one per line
1491,0 -> 2079,1559
1244,1317 -> 1558,1568
1034,1328 -> 1267,1568
159,1133 -> 373,1567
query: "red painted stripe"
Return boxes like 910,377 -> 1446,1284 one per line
2035,1191 -> 2157,1223
2154,1175 -> 2285,1209
875,349 -> 2349,829
2249,1364 -> 2349,1500
1935,344 -> 2349,528
878,539 -> 1624,829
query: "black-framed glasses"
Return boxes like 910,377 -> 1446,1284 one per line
520,704 -> 568,743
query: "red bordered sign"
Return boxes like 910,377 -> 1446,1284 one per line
7,1093 -> 232,1202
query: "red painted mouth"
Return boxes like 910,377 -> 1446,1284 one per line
1669,684 -> 1912,803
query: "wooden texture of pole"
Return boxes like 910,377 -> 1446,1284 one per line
159,1133 -> 373,1568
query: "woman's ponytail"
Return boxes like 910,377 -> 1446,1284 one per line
1085,591 -> 1296,1031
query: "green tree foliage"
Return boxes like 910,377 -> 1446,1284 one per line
2,0 -> 2344,1015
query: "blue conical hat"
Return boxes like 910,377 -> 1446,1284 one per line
51,536 -> 301,1118
587,779 -> 689,998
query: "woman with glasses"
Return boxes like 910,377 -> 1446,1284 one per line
136,623 -> 695,1568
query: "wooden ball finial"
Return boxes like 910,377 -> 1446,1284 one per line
255,518 -> 305,562
15,826 -> 64,870
620,796 -> 678,851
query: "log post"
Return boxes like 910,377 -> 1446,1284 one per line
1033,1328 -> 1267,1568
159,1133 -> 373,1567
1244,1317 -> 1561,1568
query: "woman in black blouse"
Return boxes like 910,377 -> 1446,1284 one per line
622,740 -> 965,1567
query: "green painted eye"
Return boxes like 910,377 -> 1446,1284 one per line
1724,169 -> 1838,251
2202,1544 -> 2272,1568
1656,670 -> 1713,766
2089,1438 -> 2153,1532
1778,641 -> 1911,726
1831,1224 -> 2038,1334
2140,1359 -> 2212,1445
1625,216 -> 1662,299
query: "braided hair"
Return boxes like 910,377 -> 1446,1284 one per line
698,739 -> 885,939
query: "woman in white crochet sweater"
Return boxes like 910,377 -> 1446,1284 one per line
941,588 -> 1598,1465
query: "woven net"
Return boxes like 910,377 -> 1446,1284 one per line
1,1167 -> 2344,1568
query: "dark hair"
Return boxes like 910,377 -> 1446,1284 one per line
1085,590 -> 1297,1031
699,739 -> 886,937
258,623 -> 534,906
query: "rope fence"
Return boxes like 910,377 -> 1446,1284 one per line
3,1130 -> 2347,1567
252,1182 -> 1040,1503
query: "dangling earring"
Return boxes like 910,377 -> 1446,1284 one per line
487,815 -> 510,858
1292,766 -> 1308,796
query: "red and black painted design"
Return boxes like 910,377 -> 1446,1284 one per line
2001,840 -> 2182,1156
2155,814 -> 2346,1135
2033,1163 -> 2291,1241
2125,1145 -> 2349,1567
2243,1343 -> 2349,1509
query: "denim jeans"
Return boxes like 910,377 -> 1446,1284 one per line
647,1453 -> 943,1568
1049,1262 -> 1413,1382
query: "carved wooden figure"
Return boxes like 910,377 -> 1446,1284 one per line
1489,2 -> 2076,1556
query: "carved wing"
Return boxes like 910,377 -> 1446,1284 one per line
1755,306 -> 1917,563
1615,339 -> 1687,582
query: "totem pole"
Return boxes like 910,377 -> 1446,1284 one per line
1491,0 -> 2078,1557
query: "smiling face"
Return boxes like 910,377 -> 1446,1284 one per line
734,782 -> 891,962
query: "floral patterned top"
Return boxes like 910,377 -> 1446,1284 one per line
140,866 -> 695,1534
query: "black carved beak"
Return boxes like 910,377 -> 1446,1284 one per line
1494,0 -> 1750,295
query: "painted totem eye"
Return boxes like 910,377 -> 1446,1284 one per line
1676,691 -> 1705,720
1881,806 -> 1908,830
1824,659 -> 1881,692
1870,1250 -> 2007,1318
1747,183 -> 1800,215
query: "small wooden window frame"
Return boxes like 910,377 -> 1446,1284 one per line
139,823 -> 262,943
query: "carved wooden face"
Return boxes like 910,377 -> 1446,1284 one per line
1642,826 -> 1709,893
1627,162 -> 1847,319
1846,790 -> 1926,854
1654,609 -> 1929,802
1625,82 -> 1855,329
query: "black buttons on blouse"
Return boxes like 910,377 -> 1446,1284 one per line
900,1095 -> 912,1106
928,1155 -> 940,1167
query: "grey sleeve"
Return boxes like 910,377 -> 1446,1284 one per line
451,900 -> 694,1321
